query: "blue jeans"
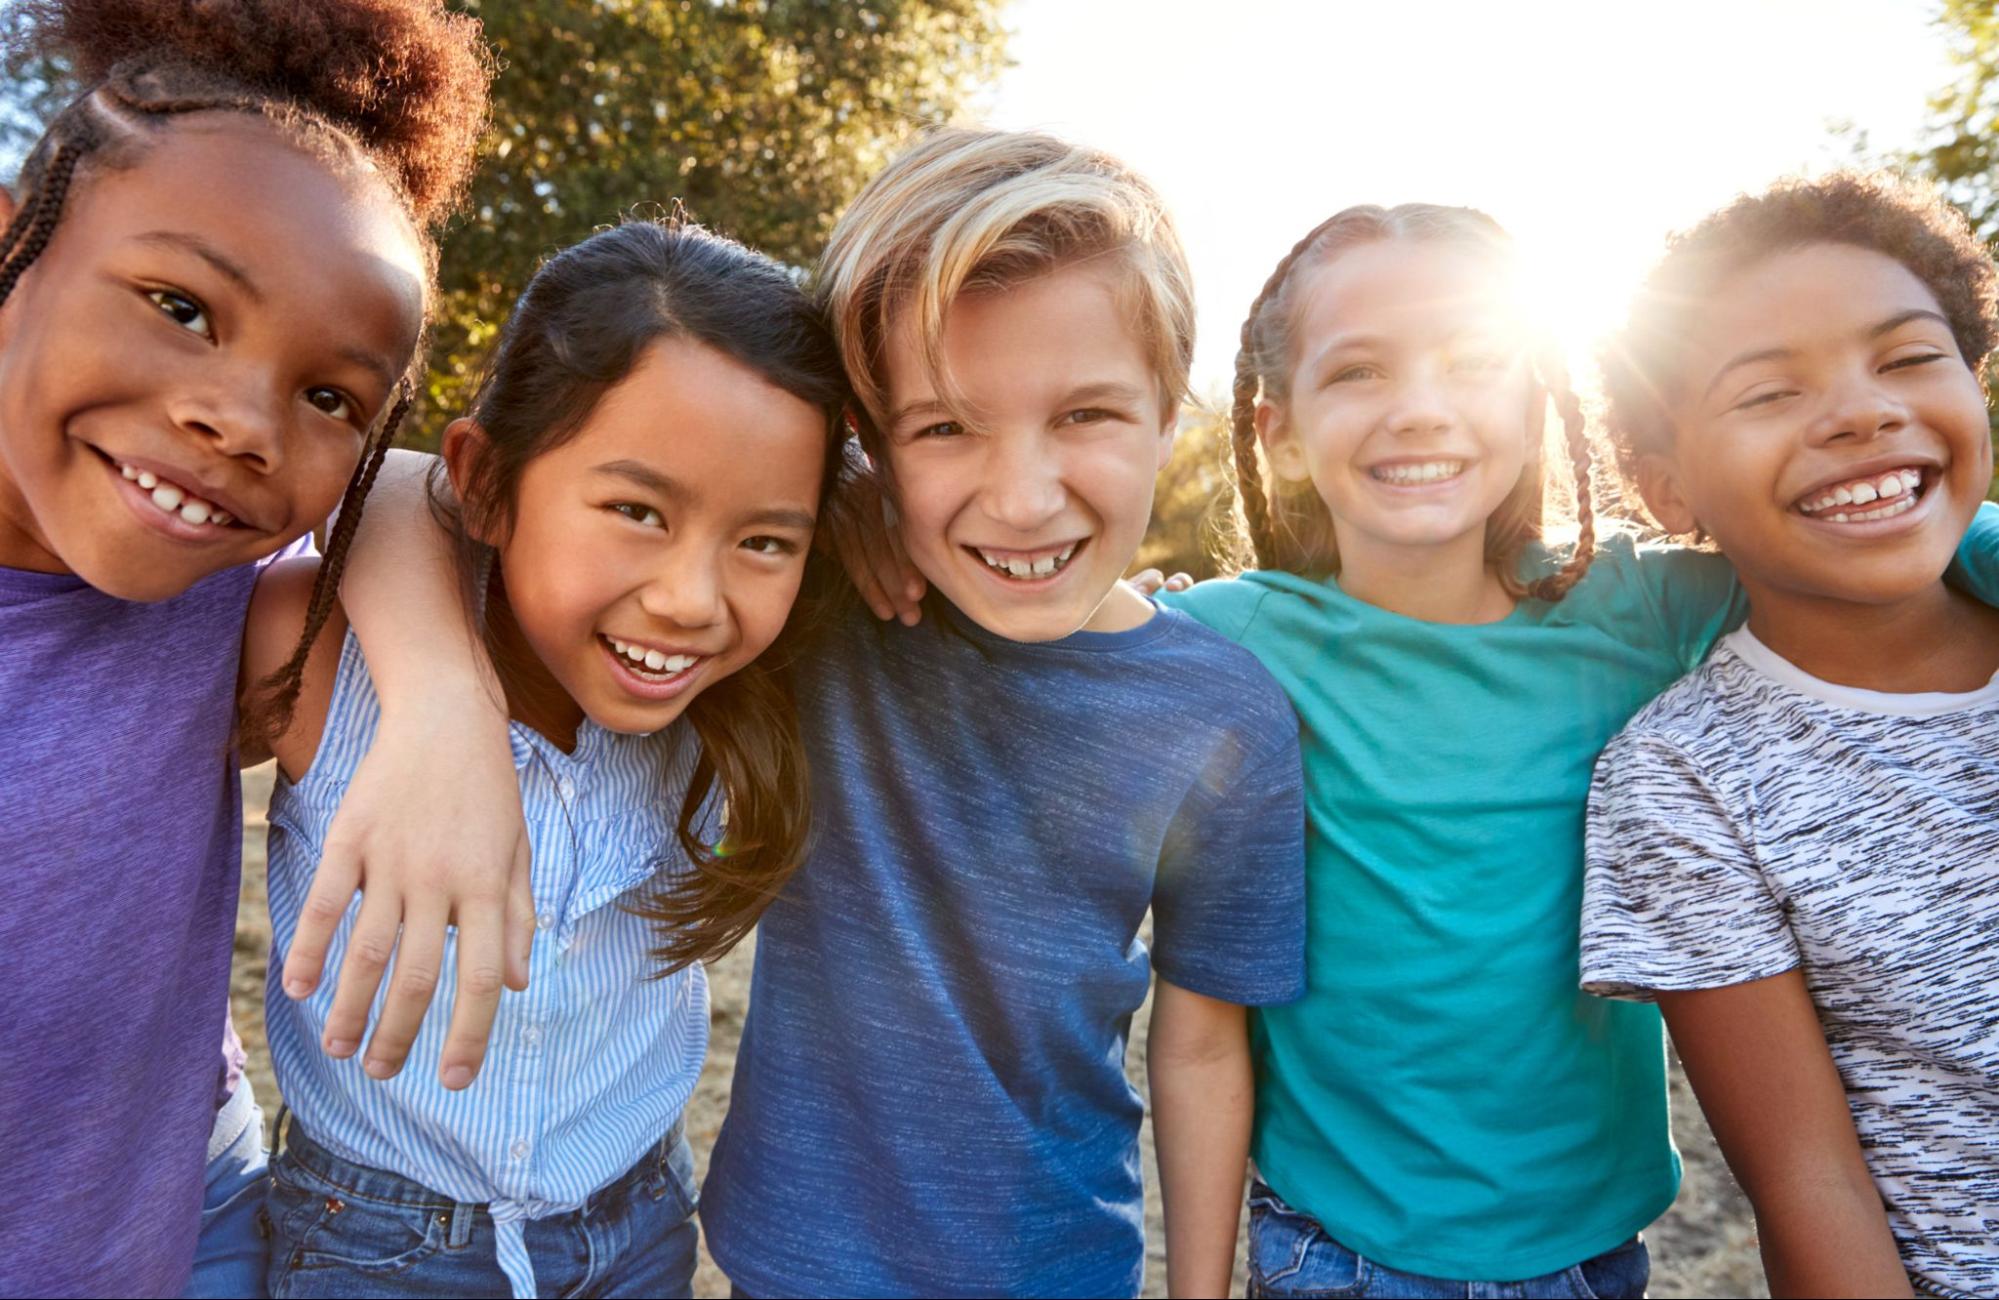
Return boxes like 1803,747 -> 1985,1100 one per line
262,1117 -> 697,1299
183,1077 -> 273,1299
1246,1179 -> 1650,1299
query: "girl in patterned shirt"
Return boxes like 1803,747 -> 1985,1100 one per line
236,216 -> 849,1300
1584,172 -> 1999,1298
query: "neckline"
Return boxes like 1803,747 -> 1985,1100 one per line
1723,626 -> 1999,717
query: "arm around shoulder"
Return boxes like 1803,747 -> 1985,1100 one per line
238,555 -> 347,778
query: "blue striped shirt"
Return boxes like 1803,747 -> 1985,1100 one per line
265,629 -> 709,1299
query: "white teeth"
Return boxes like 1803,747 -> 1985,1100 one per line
1374,460 -> 1465,485
1832,512 -> 1849,522
662,654 -> 695,673
1901,469 -> 1921,489
1833,486 -> 1853,505
120,464 -> 140,481
212,511 -> 232,527
606,636 -> 699,677
1849,481 -> 1878,505
137,470 -> 158,490
977,543 -> 1078,579
150,484 -> 184,511
178,501 -> 210,525
1879,474 -> 1905,498
643,649 -> 666,671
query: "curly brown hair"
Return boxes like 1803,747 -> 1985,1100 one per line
1226,204 -> 1598,602
0,0 -> 494,741
1599,170 -> 1999,504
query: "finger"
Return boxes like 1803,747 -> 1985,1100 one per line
870,549 -> 917,625
437,896 -> 509,1090
360,901 -> 447,1081
284,842 -> 362,1000
884,528 -> 926,624
504,841 -> 534,992
1166,571 -> 1194,591
320,891 -> 400,1062
1129,567 -> 1166,596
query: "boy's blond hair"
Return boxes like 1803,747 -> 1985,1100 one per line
816,127 -> 1195,445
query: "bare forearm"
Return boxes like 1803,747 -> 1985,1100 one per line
1752,1171 -> 1910,1298
1149,996 -> 1252,1299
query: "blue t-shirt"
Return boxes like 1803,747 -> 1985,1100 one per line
701,599 -> 1307,1299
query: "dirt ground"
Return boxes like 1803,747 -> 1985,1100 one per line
233,764 -> 1768,1298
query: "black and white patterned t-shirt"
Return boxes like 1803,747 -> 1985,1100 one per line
1581,628 -> 1999,1297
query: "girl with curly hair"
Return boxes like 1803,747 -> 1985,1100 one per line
0,1 -> 502,1294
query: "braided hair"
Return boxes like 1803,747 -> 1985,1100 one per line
1,0 -> 493,737
1226,204 -> 1598,602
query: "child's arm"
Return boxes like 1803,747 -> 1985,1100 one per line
1661,975 -> 1911,1298
1148,980 -> 1251,1300
274,450 -> 533,1089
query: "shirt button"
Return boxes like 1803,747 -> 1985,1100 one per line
522,1025 -> 542,1048
510,1139 -> 530,1161
536,912 -> 555,932
557,777 -> 576,800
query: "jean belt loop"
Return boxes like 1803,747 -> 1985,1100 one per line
448,1200 -> 476,1250
271,1102 -> 292,1158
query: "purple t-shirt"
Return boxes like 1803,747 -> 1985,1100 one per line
0,560 -> 257,1298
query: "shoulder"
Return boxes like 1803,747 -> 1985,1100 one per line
1163,569 -> 1328,642
1144,606 -> 1302,758
241,557 -> 349,777
1594,649 -> 1770,820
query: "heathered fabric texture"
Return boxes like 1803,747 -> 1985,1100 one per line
0,562 -> 257,1299
701,600 -> 1307,1299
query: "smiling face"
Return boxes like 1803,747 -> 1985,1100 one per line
460,338 -> 826,741
0,114 -> 427,601
1645,242 -> 1992,611
879,262 -> 1175,642
1260,240 -> 1542,575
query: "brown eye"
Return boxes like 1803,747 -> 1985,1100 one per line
305,388 -> 355,422
146,289 -> 211,339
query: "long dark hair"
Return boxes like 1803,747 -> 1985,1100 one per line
437,215 -> 849,972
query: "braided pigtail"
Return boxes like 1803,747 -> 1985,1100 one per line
238,384 -> 412,748
0,134 -> 94,309
1227,213 -> 1349,573
1525,359 -> 1598,602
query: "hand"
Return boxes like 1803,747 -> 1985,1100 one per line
1129,567 -> 1194,597
823,439 -> 925,624
281,688 -> 534,1089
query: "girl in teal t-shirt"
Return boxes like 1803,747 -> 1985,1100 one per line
1161,203 -> 1999,1296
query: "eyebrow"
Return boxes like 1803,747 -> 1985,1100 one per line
336,345 -> 401,394
593,459 -> 815,531
1703,309 -> 1957,400
133,231 -> 261,302
1059,380 -> 1149,407
885,397 -> 948,430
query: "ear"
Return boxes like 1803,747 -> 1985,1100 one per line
1635,451 -> 1701,535
1255,399 -> 1311,483
440,418 -> 501,546
1153,403 -> 1180,472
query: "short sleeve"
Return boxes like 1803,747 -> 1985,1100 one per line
1948,501 -> 1999,604
1621,541 -> 1748,670
1580,727 -> 1799,1001
1150,724 -> 1307,1006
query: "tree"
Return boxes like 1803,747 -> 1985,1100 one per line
2,0 -> 1010,440
1907,0 -> 1999,244
433,0 -> 1008,435
1134,403 -> 1243,583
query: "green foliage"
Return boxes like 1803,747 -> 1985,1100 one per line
1905,0 -> 1999,495
1135,404 -> 1242,583
432,0 -> 1008,439
1,0 -> 1009,442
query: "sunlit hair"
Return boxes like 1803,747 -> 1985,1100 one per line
1225,204 -> 1598,602
816,126 -> 1195,451
1599,170 -> 1999,526
2,0 -> 494,745
433,216 -> 850,974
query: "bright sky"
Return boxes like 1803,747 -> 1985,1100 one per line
981,0 -> 1957,394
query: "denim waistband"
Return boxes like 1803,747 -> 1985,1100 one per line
274,1109 -> 685,1218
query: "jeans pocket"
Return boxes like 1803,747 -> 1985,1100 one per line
643,1131 -> 699,1223
1565,1236 -> 1650,1300
266,1158 -> 449,1290
1245,1186 -> 1367,1298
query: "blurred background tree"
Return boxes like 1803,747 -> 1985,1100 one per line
1135,406 -> 1241,583
2,0 -> 1009,441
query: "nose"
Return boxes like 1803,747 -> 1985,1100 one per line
638,544 -> 728,632
1383,370 -> 1458,441
978,430 -> 1066,533
1809,373 -> 1908,446
166,372 -> 287,472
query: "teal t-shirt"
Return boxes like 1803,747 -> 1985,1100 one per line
1162,512 -> 1999,1281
